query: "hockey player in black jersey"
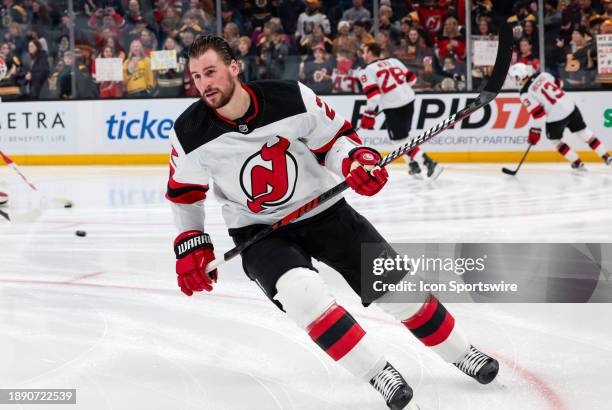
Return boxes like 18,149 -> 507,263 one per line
167,35 -> 498,409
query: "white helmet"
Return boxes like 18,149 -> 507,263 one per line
508,63 -> 533,87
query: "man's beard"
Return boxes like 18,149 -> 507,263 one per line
202,75 -> 236,109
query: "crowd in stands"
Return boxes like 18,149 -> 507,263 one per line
0,0 -> 610,100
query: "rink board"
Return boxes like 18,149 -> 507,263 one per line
0,91 -> 610,165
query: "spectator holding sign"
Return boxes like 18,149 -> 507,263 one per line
154,37 -> 185,97
95,46 -> 124,98
123,39 -> 156,97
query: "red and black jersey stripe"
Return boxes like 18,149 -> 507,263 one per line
311,120 -> 362,165
166,160 -> 209,204
364,84 -> 381,99
308,304 -> 366,361
402,295 -> 455,347
530,105 -> 545,119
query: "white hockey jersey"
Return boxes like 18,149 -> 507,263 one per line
358,58 -> 417,112
519,72 -> 574,126
166,80 -> 362,232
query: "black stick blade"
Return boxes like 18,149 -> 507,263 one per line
501,167 -> 518,176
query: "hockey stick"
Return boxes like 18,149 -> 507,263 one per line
0,149 -> 74,208
501,144 -> 533,176
204,24 -> 513,274
0,207 -> 43,223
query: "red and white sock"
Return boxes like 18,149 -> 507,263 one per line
377,294 -> 470,363
308,304 -> 386,381
557,141 -> 580,163
406,147 -> 424,165
400,295 -> 469,362
575,129 -> 610,161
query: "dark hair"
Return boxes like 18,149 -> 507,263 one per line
29,39 -> 43,57
365,42 -> 382,57
188,34 -> 236,64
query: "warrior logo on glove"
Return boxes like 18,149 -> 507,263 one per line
240,136 -> 298,213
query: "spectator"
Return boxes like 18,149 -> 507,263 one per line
376,30 -> 394,59
518,37 -> 540,72
221,0 -> 246,35
0,40 -> 24,99
342,0 -> 371,23
184,0 -> 215,34
125,0 -> 157,30
352,19 -> 374,49
332,20 -> 359,58
103,36 -> 126,60
88,6 -> 125,31
24,39 -> 49,99
94,45 -> 124,98
441,55 -> 465,84
258,27 -> 288,79
555,27 -> 595,86
507,1 -> 536,26
379,5 -> 401,45
299,21 -> 333,54
400,27 -> 431,66
160,6 -> 182,41
139,28 -> 157,56
416,0 -> 448,44
604,0 -> 612,19
2,22 -> 26,59
29,0 -> 52,26
123,39 -> 156,97
295,0 -> 331,42
223,22 -> 241,52
179,27 -> 196,51
236,36 -> 258,82
331,49 -> 360,93
1,0 -> 27,25
522,20 -> 539,55
475,15 -> 494,36
155,36 -> 185,97
58,50 -> 99,99
279,0 -> 305,36
415,55 -> 444,90
437,15 -> 466,61
299,43 -> 333,93
241,0 -> 278,31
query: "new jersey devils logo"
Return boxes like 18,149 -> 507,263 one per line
240,137 -> 298,213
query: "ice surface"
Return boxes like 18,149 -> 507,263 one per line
1,164 -> 611,409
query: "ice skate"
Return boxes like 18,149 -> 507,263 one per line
423,154 -> 443,179
571,160 -> 586,171
408,160 -> 423,179
604,155 -> 612,167
370,362 -> 416,410
0,191 -> 7,206
453,345 -> 499,384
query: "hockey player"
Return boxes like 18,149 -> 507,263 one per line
168,35 -> 498,410
509,62 -> 611,169
358,43 -> 443,179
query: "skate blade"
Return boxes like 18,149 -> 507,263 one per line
428,166 -> 443,180
405,401 -> 421,410
408,172 -> 424,180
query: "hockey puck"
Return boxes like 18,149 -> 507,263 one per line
75,230 -> 87,237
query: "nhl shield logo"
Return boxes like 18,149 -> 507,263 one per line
238,124 -> 249,133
